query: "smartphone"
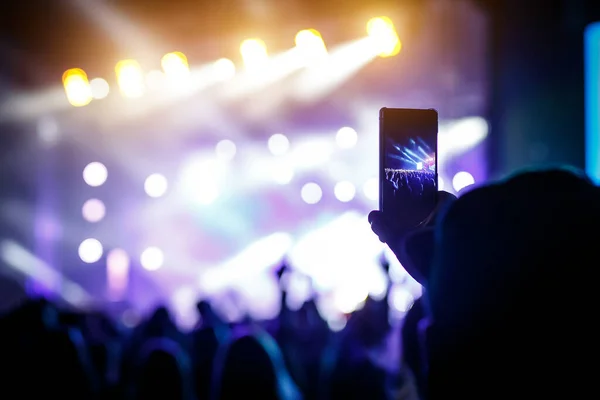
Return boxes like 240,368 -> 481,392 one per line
379,108 -> 438,228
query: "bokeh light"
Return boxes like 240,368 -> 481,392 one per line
336,127 -> 358,149
268,133 -> 290,155
452,171 -> 475,192
144,173 -> 168,198
334,181 -> 356,202
90,78 -> 110,99
83,162 -> 108,187
301,182 -> 323,204
62,68 -> 92,107
78,238 -> 103,263
366,16 -> 401,57
240,38 -> 268,72
82,198 -> 106,223
161,51 -> 190,82
107,248 -> 130,272
215,139 -> 237,161
140,247 -> 164,271
115,59 -> 145,98
295,29 -> 328,61
213,58 -> 236,81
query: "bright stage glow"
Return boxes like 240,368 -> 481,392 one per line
161,51 -> 190,82
363,177 -> 379,201
366,16 -> 401,57
79,238 -> 103,264
438,176 -> 445,191
295,29 -> 328,62
106,248 -> 130,300
146,70 -> 166,91
213,58 -> 236,81
240,38 -> 268,72
82,198 -> 106,223
115,59 -> 145,98
334,181 -> 356,202
90,78 -> 110,99
215,139 -> 237,161
83,162 -> 108,187
452,171 -> 475,192
336,126 -> 358,148
268,133 -> 290,155
62,68 -> 93,107
140,246 -> 164,271
301,182 -> 323,204
144,173 -> 168,198
178,156 -> 224,205
272,165 -> 294,185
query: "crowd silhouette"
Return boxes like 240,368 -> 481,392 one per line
1,167 -> 599,400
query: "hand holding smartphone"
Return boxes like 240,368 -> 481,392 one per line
379,108 -> 438,230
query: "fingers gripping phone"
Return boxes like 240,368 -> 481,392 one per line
379,108 -> 438,228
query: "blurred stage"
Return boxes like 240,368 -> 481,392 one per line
0,0 -> 489,330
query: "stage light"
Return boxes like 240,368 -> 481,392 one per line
335,127 -> 358,149
62,68 -> 93,107
78,238 -> 103,264
268,133 -> 290,155
115,59 -> 145,98
83,162 -> 108,187
90,78 -> 110,99
366,16 -> 401,57
452,171 -> 475,192
82,198 -> 106,223
161,51 -> 190,81
334,181 -> 356,202
107,248 -> 130,272
295,29 -> 327,60
215,139 -> 237,161
240,38 -> 268,72
301,182 -> 322,204
213,58 -> 236,81
363,178 -> 378,201
106,248 -> 130,300
140,247 -> 164,271
144,173 -> 168,198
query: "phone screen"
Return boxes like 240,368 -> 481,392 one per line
379,108 -> 438,228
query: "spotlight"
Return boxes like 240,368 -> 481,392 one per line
240,38 -> 268,72
213,58 -> 236,81
62,68 -> 93,107
161,51 -> 190,81
115,59 -> 145,98
366,16 -> 401,57
295,29 -> 327,61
